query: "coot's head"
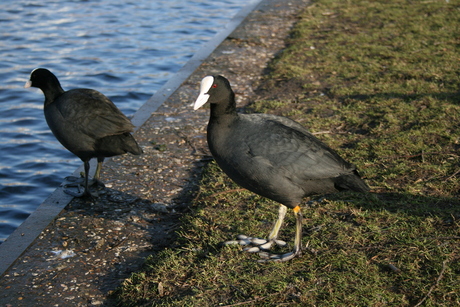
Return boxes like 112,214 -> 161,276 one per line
24,68 -> 60,90
193,75 -> 233,110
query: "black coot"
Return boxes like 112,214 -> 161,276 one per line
193,75 -> 369,262
25,68 -> 143,197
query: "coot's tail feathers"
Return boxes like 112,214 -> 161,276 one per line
334,170 -> 370,193
124,134 -> 143,155
96,133 -> 143,156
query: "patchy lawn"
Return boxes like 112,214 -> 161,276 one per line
116,0 -> 460,306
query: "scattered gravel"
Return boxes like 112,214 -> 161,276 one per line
0,0 -> 309,305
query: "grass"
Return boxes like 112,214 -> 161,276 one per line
116,0 -> 460,306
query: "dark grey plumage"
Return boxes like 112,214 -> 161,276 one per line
26,68 -> 142,197
194,75 -> 369,261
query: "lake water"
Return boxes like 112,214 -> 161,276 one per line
0,0 -> 250,242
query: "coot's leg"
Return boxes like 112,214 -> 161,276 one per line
93,157 -> 106,188
266,204 -> 288,245
258,205 -> 303,262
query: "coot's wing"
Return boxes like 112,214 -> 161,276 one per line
55,89 -> 135,139
240,114 -> 355,181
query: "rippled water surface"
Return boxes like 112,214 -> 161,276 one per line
0,0 -> 249,242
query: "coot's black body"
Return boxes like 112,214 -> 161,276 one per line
194,75 -> 369,261
207,113 -> 368,208
26,68 -> 142,197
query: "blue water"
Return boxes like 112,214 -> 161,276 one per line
0,0 -> 249,242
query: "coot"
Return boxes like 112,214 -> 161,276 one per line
25,68 -> 142,197
193,75 -> 369,262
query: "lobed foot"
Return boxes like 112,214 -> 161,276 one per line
64,176 -> 105,188
224,234 -> 287,250
225,234 -> 301,262
62,183 -> 99,198
64,175 -> 85,184
62,176 -> 105,198
257,250 -> 301,262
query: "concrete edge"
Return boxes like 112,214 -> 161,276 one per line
0,0 -> 263,277
129,0 -> 262,129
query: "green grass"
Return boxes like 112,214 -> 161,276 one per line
116,0 -> 460,306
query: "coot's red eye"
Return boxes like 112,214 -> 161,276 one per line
212,84 -> 218,88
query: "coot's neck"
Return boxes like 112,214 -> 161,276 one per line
209,90 -> 238,119
40,78 -> 65,106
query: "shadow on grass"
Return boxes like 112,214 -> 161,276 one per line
340,91 -> 460,105
324,190 -> 460,219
